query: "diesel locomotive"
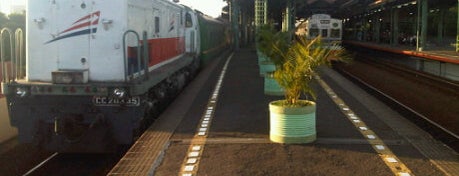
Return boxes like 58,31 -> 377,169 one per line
1,0 -> 231,152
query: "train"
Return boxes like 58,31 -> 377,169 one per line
0,0 -> 231,152
295,14 -> 343,61
296,14 -> 342,44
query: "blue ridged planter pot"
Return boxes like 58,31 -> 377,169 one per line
269,100 -> 317,144
259,61 -> 275,76
256,51 -> 269,64
264,73 -> 284,96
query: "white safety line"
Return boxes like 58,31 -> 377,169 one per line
178,53 -> 233,176
315,75 -> 414,176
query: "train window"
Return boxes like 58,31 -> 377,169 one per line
155,17 -> 160,33
331,29 -> 340,38
180,11 -> 183,25
320,20 -> 330,24
185,13 -> 193,28
321,29 -> 328,37
309,28 -> 319,37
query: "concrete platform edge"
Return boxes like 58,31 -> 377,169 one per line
319,66 -> 459,176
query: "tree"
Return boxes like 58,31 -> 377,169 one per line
0,12 -> 8,29
1,13 -> 26,61
6,13 -> 26,30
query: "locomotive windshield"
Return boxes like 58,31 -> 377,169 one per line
309,28 -> 319,37
331,29 -> 341,38
186,13 -> 193,27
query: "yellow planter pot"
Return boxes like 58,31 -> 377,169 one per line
269,100 -> 317,144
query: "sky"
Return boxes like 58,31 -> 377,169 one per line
0,0 -> 25,15
0,0 -> 227,18
179,0 -> 227,17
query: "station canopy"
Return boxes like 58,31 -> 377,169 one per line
228,0 -> 457,19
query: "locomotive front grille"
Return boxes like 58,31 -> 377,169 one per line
52,69 -> 89,84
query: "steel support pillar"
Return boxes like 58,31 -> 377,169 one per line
373,15 -> 381,43
437,7 -> 445,44
417,0 -> 428,51
391,8 -> 399,46
255,0 -> 268,28
230,1 -> 240,50
457,0 -> 459,52
282,0 -> 295,32
241,10 -> 248,46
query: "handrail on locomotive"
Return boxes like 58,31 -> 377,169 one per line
2,28 -> 149,85
1,28 -> 24,84
122,30 -> 150,83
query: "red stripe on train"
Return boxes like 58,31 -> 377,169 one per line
128,37 -> 185,67
148,37 -> 185,66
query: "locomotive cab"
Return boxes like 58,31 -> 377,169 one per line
305,14 -> 342,44
184,7 -> 201,56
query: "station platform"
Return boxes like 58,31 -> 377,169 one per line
108,47 -> 459,176
0,98 -> 16,143
344,40 -> 459,64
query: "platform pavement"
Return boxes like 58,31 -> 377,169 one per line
0,98 -> 17,143
109,47 -> 458,176
344,40 -> 459,64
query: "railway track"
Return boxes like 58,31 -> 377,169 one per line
20,151 -> 126,176
23,153 -> 58,176
358,53 -> 459,96
0,138 -> 127,176
333,53 -> 459,152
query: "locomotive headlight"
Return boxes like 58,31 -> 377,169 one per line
16,87 -> 28,97
113,88 -> 126,98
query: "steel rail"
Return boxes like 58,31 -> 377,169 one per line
22,152 -> 59,176
335,60 -> 459,141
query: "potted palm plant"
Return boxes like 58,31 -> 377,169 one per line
263,31 -> 291,96
256,25 -> 290,77
256,27 -> 292,95
256,25 -> 275,65
269,36 -> 343,143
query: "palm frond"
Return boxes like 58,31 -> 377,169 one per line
273,35 -> 346,106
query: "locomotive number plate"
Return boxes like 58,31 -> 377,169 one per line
93,96 -> 140,106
